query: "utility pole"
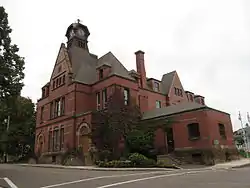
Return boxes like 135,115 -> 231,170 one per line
239,111 -> 249,158
3,115 -> 10,163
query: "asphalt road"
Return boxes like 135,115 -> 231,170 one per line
0,164 -> 250,188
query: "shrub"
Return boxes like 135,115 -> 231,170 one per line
128,153 -> 156,167
96,160 -> 132,168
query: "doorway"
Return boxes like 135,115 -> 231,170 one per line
165,127 -> 174,153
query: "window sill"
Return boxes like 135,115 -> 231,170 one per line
189,137 -> 200,141
50,114 -> 65,120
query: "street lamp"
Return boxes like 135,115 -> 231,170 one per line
3,115 -> 10,163
238,111 -> 250,158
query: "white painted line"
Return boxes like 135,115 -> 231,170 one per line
40,171 -> 163,188
97,169 -> 219,188
3,177 -> 18,188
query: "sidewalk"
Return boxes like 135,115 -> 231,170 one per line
16,164 -> 178,171
15,158 -> 250,171
211,159 -> 250,169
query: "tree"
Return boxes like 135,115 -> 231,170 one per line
0,7 -> 27,160
126,129 -> 154,158
0,6 -> 25,127
0,96 -> 36,159
91,87 -> 141,159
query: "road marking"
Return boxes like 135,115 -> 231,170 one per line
3,177 -> 18,188
97,169 -> 219,188
40,171 -> 165,188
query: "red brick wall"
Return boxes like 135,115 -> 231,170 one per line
206,110 -> 234,147
171,109 -> 211,150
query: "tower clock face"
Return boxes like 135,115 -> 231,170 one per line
77,29 -> 85,36
70,29 -> 75,38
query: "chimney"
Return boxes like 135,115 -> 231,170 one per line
135,50 -> 147,88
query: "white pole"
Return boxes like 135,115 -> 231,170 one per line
5,115 -> 10,162
239,111 -> 249,157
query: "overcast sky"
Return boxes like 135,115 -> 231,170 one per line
2,0 -> 250,131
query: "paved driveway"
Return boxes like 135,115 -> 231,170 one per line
0,164 -> 250,188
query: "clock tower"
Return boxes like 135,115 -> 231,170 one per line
65,20 -> 90,52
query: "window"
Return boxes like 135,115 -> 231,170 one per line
53,129 -> 60,151
190,94 -> 194,101
60,126 -> 64,150
62,75 -> 65,84
48,129 -> 52,152
153,82 -> 160,92
59,77 -> 62,85
187,123 -> 200,140
42,88 -> 45,98
61,97 -> 65,115
174,87 -> 183,97
55,99 -> 61,117
40,106 -> 44,123
219,123 -> 226,139
50,102 -> 54,119
156,100 -> 161,108
195,97 -> 200,103
96,92 -> 101,110
102,89 -> 107,108
78,40 -> 85,48
124,88 -> 129,105
56,79 -> 59,87
99,69 -> 104,79
201,98 -> 205,105
53,81 -> 55,89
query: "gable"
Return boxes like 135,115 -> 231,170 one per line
50,44 -> 72,80
168,72 -> 189,103
97,52 -> 135,81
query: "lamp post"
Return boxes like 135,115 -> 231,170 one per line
3,115 -> 10,163
238,111 -> 249,158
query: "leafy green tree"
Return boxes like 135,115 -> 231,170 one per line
0,6 -> 25,101
91,87 -> 141,159
126,130 -> 154,158
0,6 -> 25,133
0,96 -> 36,159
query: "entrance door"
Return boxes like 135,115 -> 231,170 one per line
166,128 -> 174,153
79,135 -> 90,154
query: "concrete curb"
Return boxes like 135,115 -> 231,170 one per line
16,164 -> 179,171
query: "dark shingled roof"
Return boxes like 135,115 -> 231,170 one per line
142,102 -> 206,120
97,52 -> 135,81
68,48 -> 135,84
161,70 -> 176,95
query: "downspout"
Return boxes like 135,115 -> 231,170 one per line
73,83 -> 77,149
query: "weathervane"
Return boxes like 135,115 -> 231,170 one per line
76,18 -> 81,24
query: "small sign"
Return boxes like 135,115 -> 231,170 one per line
213,140 -> 219,145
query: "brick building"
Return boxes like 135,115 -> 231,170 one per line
35,21 -> 235,164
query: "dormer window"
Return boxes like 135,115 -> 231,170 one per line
99,69 -> 104,79
153,82 -> 160,92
